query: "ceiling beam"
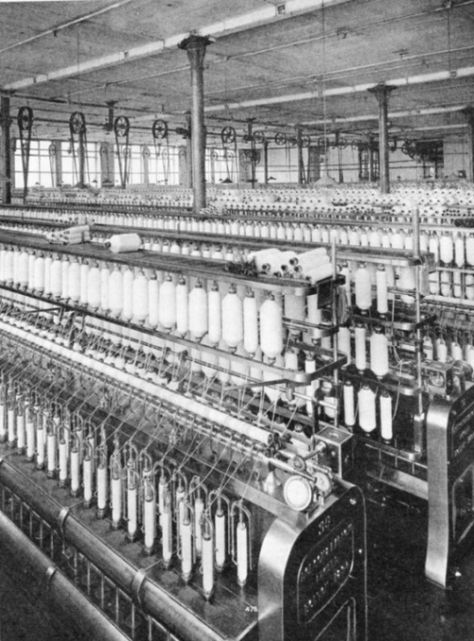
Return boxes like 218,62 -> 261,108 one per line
204,66 -> 474,113
2,0 -> 352,92
0,0 -> 133,57
300,105 -> 468,126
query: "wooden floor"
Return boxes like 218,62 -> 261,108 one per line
0,504 -> 474,641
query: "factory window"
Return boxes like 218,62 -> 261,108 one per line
14,139 -> 54,189
358,142 -> 379,182
149,144 -> 181,185
61,141 -> 100,187
206,148 -> 237,183
113,144 -> 144,186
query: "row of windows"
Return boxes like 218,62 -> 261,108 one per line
13,140 -> 240,189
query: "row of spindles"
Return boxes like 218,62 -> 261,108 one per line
0,382 -> 252,599
0,242 -> 333,368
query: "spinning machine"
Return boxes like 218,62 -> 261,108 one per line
0,227 -> 367,641
2,185 -> 474,639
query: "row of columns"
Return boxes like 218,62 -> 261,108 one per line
1,51 -> 474,206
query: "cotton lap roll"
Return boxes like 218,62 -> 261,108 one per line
250,248 -> 279,272
189,281 -> 208,339
358,385 -> 376,433
107,233 -> 141,253
260,295 -> 283,360
305,263 -> 334,284
278,250 -> 298,273
243,291 -> 259,354
159,276 -> 177,330
290,247 -> 329,272
132,270 -> 149,323
207,283 -> 221,345
262,250 -> 285,275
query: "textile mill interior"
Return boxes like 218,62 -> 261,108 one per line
1,0 -> 474,640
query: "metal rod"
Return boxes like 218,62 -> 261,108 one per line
0,510 -> 130,641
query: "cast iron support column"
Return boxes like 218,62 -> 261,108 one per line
297,126 -> 304,185
464,107 -> 474,182
263,139 -> 269,185
185,111 -> 193,188
179,35 -> 210,212
369,83 -> 395,193
247,118 -> 257,189
0,94 -> 12,204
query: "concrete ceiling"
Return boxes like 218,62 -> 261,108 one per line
1,0 -> 473,145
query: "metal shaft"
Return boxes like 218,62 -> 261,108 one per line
0,510 -> 129,641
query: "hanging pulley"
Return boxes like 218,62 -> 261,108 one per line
17,106 -> 34,132
274,132 -> 287,146
69,111 -> 86,136
300,134 -> 311,148
17,106 -> 34,202
253,130 -> 266,145
114,115 -> 130,138
221,126 -> 236,145
114,115 -> 130,188
152,119 -> 168,140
